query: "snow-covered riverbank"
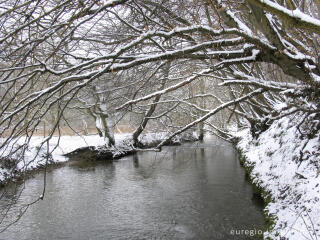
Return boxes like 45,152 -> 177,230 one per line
0,132 -> 195,185
235,116 -> 320,240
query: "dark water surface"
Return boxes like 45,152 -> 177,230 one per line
0,139 -> 265,240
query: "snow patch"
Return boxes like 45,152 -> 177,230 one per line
235,115 -> 320,240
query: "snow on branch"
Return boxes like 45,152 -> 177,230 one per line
156,88 -> 265,149
116,48 -> 262,111
231,70 -> 300,89
115,68 -> 213,110
220,80 -> 286,91
247,0 -> 320,35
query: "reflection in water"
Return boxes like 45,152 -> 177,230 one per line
0,139 -> 265,240
133,154 -> 139,168
200,147 -> 205,159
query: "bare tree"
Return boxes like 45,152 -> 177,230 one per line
0,0 -> 320,231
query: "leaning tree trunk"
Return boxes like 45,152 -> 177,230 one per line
132,63 -> 169,147
198,78 -> 206,141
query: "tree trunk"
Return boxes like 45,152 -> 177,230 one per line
132,63 -> 169,146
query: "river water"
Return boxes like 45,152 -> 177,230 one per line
0,139 -> 265,240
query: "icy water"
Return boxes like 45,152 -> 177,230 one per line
0,139 -> 265,240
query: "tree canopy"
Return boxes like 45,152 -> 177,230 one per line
0,0 -> 319,165
1,0 -> 320,233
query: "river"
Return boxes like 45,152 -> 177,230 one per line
0,139 -> 265,239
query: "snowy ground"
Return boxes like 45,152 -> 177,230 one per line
235,115 -> 320,240
0,131 -> 194,185
0,134 -> 121,184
